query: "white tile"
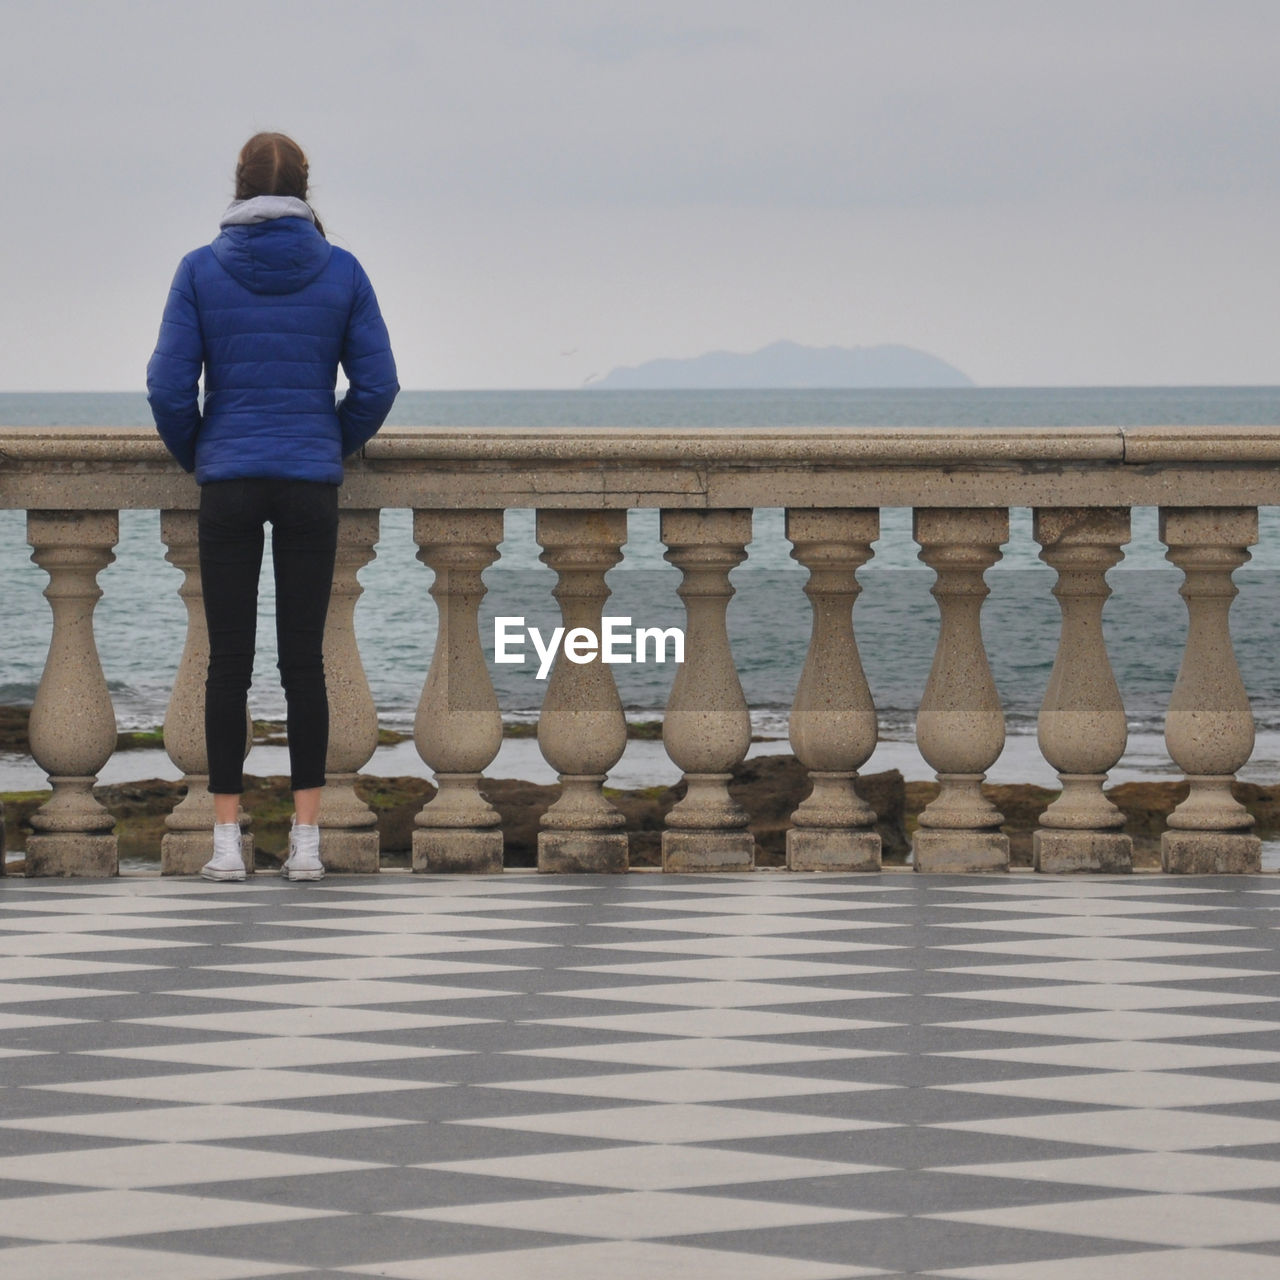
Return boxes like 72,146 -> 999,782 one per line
0,956 -> 158,979
931,1192 -> 1280,1247
284,895 -> 575,915
567,957 -> 896,980
0,1011 -> 78,1030
604,915 -> 898,936
937,983 -> 1268,1010
623,895 -> 899,915
541,1007 -> 890,1038
947,898 -> 1209,917
1,1104 -> 411,1142
933,937 -> 1261,959
206,957 -> 521,979
510,1039 -> 890,1070
580,936 -> 901,957
550,980 -> 896,1008
937,917 -> 1244,937
0,934 -> 207,956
279,914 -> 561,934
455,1102 -> 885,1144
937,1041 -> 1280,1072
944,959 -> 1273,984
1,896 -> 245,915
941,1009 -> 1275,1040
395,1188 -> 883,1238
85,1037 -> 462,1070
938,1151 -> 1280,1193
0,915 -> 220,933
484,1068 -> 889,1103
0,1141 -> 381,1189
939,881 -> 1212,896
0,1188 -> 337,1241
0,982 -> 131,1003
421,1143 -> 879,1189
34,1067 -> 443,1105
345,1239 -> 874,1280
235,934 -> 547,956
938,1070 -> 1280,1109
162,979 -> 511,1006
936,1249 -> 1280,1280
125,1007 -> 489,1036
0,1243 -> 294,1280
943,1107 -> 1280,1151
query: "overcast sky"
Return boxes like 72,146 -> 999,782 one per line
2,0 -> 1277,389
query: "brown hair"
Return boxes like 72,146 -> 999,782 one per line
234,132 -> 325,237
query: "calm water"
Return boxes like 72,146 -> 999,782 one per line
2,387 -> 1278,758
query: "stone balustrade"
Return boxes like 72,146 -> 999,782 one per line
2,425 -> 1275,877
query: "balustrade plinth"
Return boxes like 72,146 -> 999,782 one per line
663,772 -> 754,872
414,774 -> 504,873
26,779 -> 117,877
787,773 -> 879,872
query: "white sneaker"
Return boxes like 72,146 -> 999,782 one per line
201,823 -> 246,881
282,819 -> 325,881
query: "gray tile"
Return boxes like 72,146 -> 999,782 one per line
670,1217 -> 1147,1272
111,1214 -> 574,1265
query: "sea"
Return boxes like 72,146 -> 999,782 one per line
3,387 -> 1280,803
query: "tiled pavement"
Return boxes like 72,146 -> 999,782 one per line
1,871 -> 1279,1279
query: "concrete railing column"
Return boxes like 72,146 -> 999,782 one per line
159,510 -> 252,876
660,509 -> 755,872
1159,507 -> 1261,874
912,507 -> 1010,873
535,510 -> 630,873
24,510 -> 119,876
412,510 -> 505,873
318,510 -> 381,872
785,508 -> 881,871
1032,508 -> 1132,873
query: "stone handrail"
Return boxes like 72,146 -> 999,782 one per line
3,424 -> 1275,877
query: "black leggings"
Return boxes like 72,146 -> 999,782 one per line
199,479 -> 339,795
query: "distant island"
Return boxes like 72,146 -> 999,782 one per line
592,340 -> 973,390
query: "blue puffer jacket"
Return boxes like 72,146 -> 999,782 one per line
147,209 -> 398,484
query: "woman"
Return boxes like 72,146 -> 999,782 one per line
147,132 -> 398,882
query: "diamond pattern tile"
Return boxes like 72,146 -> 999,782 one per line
1,870 -> 1279,1279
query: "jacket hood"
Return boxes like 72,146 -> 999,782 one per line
210,209 -> 332,296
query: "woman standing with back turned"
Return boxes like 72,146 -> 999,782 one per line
147,132 -> 399,882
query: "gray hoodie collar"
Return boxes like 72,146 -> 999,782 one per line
220,195 -> 315,228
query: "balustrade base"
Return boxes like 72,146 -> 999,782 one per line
25,834 -> 117,878
1162,831 -> 1261,875
787,829 -> 881,872
912,830 -> 1009,874
319,831 -> 381,874
662,831 -> 755,873
161,830 -> 254,877
538,831 -> 628,874
414,829 -> 504,874
1033,830 -> 1132,874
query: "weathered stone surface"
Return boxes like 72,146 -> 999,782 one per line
1033,829 -> 1132,874
1162,831 -> 1262,875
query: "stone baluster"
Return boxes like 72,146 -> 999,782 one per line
24,511 -> 119,876
317,510 -> 381,872
660,509 -> 755,872
1159,508 -> 1261,873
412,510 -> 505,873
535,510 -> 630,873
1033,508 -> 1133,873
912,508 -> 1009,873
785,508 -> 881,871
159,510 -> 252,876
